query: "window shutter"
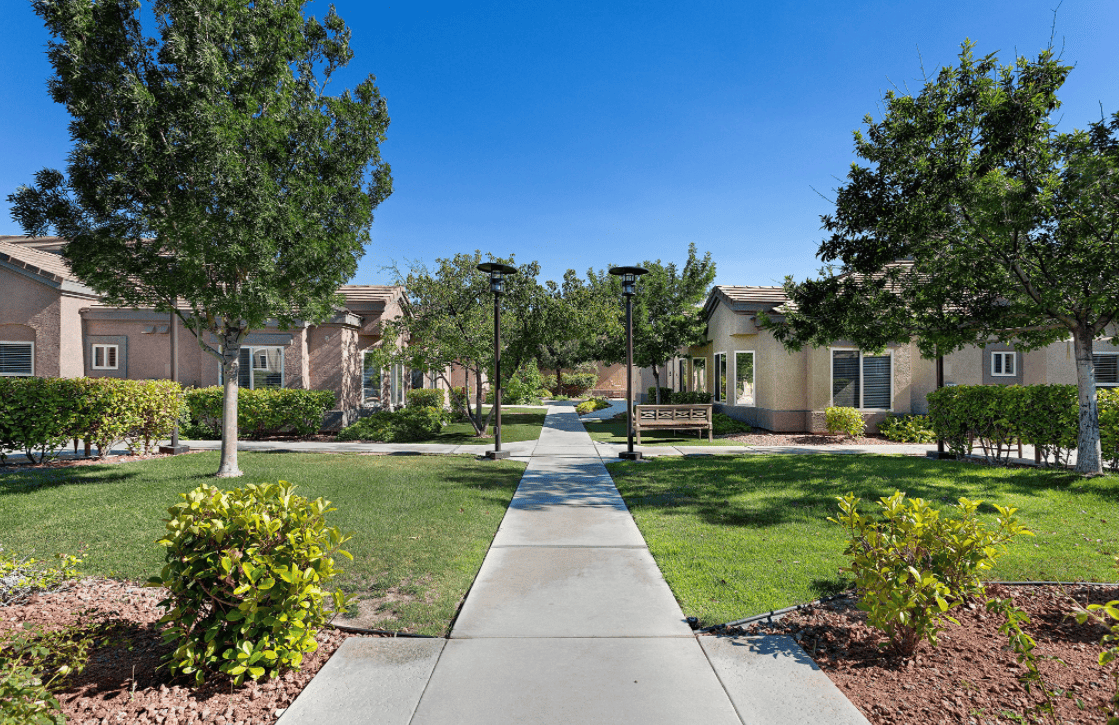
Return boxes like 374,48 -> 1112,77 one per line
862,355 -> 891,408
832,351 -> 859,407
0,343 -> 33,376
1095,354 -> 1119,385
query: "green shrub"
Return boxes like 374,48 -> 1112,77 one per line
831,491 -> 1031,656
0,548 -> 83,606
646,386 -> 673,404
825,406 -> 865,438
407,388 -> 445,409
336,406 -> 448,442
489,360 -> 548,405
150,482 -> 354,685
713,413 -> 751,435
449,386 -> 470,419
575,397 -> 611,415
545,371 -> 598,397
0,378 -> 83,463
184,387 -> 334,440
1072,557 -> 1119,725
670,390 -> 713,404
1099,389 -> 1119,472
877,414 -> 936,443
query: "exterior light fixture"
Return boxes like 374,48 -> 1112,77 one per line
608,266 -> 649,460
477,262 -> 518,460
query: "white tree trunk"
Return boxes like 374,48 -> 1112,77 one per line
217,345 -> 242,478
652,362 -> 661,404
1072,328 -> 1103,475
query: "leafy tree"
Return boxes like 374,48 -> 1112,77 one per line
765,42 -> 1119,474
9,0 -> 391,477
534,270 -> 620,394
596,243 -> 716,403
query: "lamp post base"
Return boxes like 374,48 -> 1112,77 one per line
485,450 -> 512,460
618,451 -> 643,461
159,444 -> 191,455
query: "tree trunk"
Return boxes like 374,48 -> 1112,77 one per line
556,368 -> 564,396
652,363 -> 661,404
1072,328 -> 1103,475
217,346 -> 242,478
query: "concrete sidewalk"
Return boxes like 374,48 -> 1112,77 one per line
279,403 -> 870,725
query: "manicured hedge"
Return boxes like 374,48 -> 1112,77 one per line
183,387 -> 335,440
407,388 -> 445,409
0,378 -> 183,463
926,384 -> 1119,467
336,406 -> 448,442
643,389 -> 714,405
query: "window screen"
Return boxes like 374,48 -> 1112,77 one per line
1096,354 -> 1119,386
0,343 -> 33,376
862,355 -> 891,408
832,351 -> 860,408
735,351 -> 754,406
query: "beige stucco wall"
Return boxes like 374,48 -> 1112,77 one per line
0,269 -> 62,378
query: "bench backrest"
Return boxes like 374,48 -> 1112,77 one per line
635,404 -> 712,423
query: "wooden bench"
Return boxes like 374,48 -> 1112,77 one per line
633,404 -> 713,444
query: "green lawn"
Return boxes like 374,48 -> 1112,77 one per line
583,415 -> 739,446
609,454 -> 1119,628
0,451 -> 525,635
436,407 -> 548,445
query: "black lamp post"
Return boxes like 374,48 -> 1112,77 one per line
609,266 -> 648,460
478,262 -> 518,460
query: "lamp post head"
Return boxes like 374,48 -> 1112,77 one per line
477,262 -> 518,294
609,266 -> 649,297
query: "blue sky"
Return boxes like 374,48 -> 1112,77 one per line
2,0 -> 1117,287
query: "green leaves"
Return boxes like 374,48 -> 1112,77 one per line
833,490 -> 1030,656
150,480 -> 354,684
824,407 -> 866,438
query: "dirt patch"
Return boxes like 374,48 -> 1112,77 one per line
717,431 -> 904,446
729,583 -> 1119,724
1,578 -> 378,724
1,450 -> 207,471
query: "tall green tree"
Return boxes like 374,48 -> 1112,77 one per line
765,43 -> 1119,475
9,0 -> 391,477
596,244 -> 716,403
534,269 -> 620,393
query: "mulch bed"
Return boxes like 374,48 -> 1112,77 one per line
1,578 -> 375,725
730,583 -> 1119,724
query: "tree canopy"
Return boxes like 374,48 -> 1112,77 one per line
9,0 -> 391,476
766,42 -> 1119,474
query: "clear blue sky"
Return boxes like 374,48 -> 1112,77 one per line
2,0 -> 1117,287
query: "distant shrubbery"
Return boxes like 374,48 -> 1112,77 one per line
712,413 -> 751,436
0,377 -> 183,463
183,387 -> 334,440
544,363 -> 599,398
643,388 -> 714,405
336,406 -> 449,442
576,397 -> 611,415
407,388 -> 445,409
488,360 -> 548,405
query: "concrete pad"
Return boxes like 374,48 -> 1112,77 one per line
278,637 -> 445,725
493,500 -> 647,547
450,546 -> 691,638
410,637 -> 742,725
530,445 -> 602,457
699,635 -> 871,725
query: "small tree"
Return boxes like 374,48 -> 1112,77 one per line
535,270 -> 620,394
595,244 -> 716,403
10,0 -> 391,477
766,43 -> 1119,475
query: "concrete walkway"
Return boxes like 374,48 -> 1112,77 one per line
279,403 -> 869,725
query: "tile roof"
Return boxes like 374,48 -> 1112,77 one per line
714,285 -> 788,304
0,239 -> 80,283
0,235 -> 68,254
339,285 -> 402,305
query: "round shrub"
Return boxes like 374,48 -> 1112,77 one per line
877,414 -> 936,443
712,413 -> 751,435
407,388 -> 445,409
825,406 -> 865,438
150,482 -> 353,685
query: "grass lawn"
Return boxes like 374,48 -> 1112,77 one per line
608,454 -> 1119,628
0,451 -> 525,635
583,415 -> 739,446
435,407 -> 548,445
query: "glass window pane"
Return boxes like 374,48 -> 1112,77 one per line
693,358 -> 706,393
1005,354 -> 1015,375
735,352 -> 754,406
993,353 -> 1003,375
252,347 -> 283,389
832,351 -> 860,408
1095,354 -> 1119,385
238,348 -> 252,388
862,354 -> 891,408
714,353 -> 726,402
363,352 -> 381,403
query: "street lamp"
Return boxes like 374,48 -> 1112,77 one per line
477,262 -> 518,460
609,266 -> 648,460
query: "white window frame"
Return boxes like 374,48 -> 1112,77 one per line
714,351 -> 727,403
830,347 -> 894,411
734,350 -> 756,407
991,351 -> 1016,377
92,343 -> 119,370
1095,352 -> 1119,388
219,346 -> 285,389
0,341 -> 34,377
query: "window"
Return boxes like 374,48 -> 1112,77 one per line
0,342 -> 33,376
678,359 -> 686,393
735,351 -> 755,406
1096,353 -> 1119,387
991,351 -> 1016,377
714,353 -> 727,403
92,344 -> 119,370
237,346 -> 283,389
692,358 -> 706,393
363,352 -> 382,403
411,368 -> 424,391
832,350 -> 892,410
390,363 -> 405,407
